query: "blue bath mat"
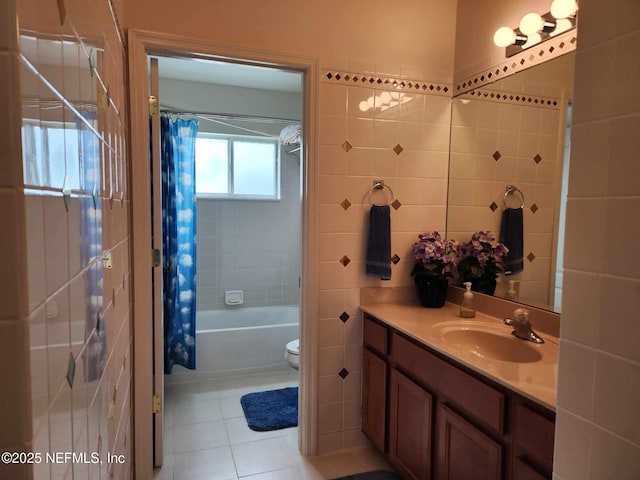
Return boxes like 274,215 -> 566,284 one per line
240,387 -> 298,431
333,471 -> 401,480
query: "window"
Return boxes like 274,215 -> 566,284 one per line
21,121 -> 81,190
195,133 -> 280,199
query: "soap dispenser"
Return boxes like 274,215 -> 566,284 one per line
506,280 -> 517,300
460,281 -> 476,318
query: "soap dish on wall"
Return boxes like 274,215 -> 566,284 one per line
225,290 -> 244,306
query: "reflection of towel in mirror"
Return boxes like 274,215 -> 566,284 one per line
366,205 -> 391,280
500,207 -> 524,275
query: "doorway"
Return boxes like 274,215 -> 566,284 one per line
128,30 -> 319,480
153,53 -> 303,472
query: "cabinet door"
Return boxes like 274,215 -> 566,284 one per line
515,404 -> 555,474
362,348 -> 387,452
514,459 -> 550,480
389,368 -> 433,480
436,404 -> 502,480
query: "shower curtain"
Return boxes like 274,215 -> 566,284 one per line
161,115 -> 199,373
78,111 -> 105,382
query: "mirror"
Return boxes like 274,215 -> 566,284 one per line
446,52 -> 575,313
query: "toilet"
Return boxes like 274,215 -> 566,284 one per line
285,339 -> 300,370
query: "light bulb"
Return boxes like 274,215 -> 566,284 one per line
550,18 -> 572,36
550,0 -> 578,19
493,27 -> 516,47
522,33 -> 542,48
359,100 -> 369,112
519,13 -> 544,35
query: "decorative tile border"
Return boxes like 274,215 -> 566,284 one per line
322,70 -> 452,97
460,88 -> 561,109
455,29 -> 577,95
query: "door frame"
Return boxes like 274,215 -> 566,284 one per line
128,29 -> 319,480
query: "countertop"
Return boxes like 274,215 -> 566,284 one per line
360,301 -> 558,411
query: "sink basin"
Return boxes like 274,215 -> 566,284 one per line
433,321 -> 545,363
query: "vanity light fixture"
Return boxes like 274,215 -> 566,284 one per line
519,13 -> 556,36
493,27 -> 526,48
493,1 -> 577,56
550,0 -> 578,19
358,91 -> 413,113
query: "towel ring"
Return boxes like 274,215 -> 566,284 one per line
368,180 -> 395,206
503,185 -> 525,209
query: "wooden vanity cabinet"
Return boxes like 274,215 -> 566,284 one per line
361,313 -> 555,480
437,404 -> 502,480
388,368 -> 433,480
513,403 -> 555,478
362,316 -> 389,452
363,347 -> 387,452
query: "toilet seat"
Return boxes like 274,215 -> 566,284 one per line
286,339 -> 299,355
285,339 -> 300,370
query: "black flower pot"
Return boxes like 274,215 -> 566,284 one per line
414,275 -> 448,308
470,274 -> 497,296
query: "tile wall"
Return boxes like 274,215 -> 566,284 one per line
553,0 -> 640,478
448,95 -> 562,304
315,70 -> 451,453
196,150 -> 301,311
0,1 -> 133,479
0,2 -> 30,477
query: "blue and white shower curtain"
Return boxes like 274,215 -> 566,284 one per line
161,115 -> 199,373
78,111 -> 105,382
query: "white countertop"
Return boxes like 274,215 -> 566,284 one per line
360,301 -> 558,411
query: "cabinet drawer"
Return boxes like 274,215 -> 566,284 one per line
515,404 -> 555,471
364,315 -> 388,356
392,333 -> 504,433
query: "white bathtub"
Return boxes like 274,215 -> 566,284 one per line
166,305 -> 299,383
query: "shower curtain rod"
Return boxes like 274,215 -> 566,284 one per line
159,105 -> 299,124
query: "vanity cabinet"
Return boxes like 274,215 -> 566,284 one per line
362,316 -> 389,452
513,403 -> 555,477
361,313 -> 555,480
363,348 -> 387,452
436,404 -> 502,480
389,368 -> 432,480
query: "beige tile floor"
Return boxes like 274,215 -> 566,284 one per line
154,367 -> 393,479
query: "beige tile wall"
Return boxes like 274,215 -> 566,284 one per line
0,2 -> 33,480
0,0 -> 133,479
315,72 -> 451,453
553,0 -> 640,478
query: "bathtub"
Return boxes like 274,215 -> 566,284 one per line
166,305 -> 299,383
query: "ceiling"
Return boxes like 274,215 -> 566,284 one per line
155,56 -> 302,93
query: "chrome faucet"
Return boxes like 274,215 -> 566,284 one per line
504,308 -> 544,344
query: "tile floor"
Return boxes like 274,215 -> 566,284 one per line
154,367 -> 393,480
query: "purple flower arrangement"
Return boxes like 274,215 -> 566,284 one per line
410,231 -> 457,278
455,231 -> 509,294
456,231 -> 509,267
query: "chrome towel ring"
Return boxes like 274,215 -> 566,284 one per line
503,185 -> 525,209
368,180 -> 395,206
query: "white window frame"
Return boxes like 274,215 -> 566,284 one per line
195,132 -> 281,201
21,119 -> 82,191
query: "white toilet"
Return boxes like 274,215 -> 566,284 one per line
285,339 -> 300,370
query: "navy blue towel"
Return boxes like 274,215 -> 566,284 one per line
500,207 -> 524,275
366,205 -> 391,280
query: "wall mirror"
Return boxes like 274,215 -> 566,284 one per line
446,51 -> 575,313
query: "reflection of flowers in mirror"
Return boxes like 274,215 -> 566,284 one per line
359,91 -> 413,113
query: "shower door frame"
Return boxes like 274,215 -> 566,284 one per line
128,29 -> 319,479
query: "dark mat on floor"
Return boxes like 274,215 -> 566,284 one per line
332,470 -> 402,480
240,386 -> 298,431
